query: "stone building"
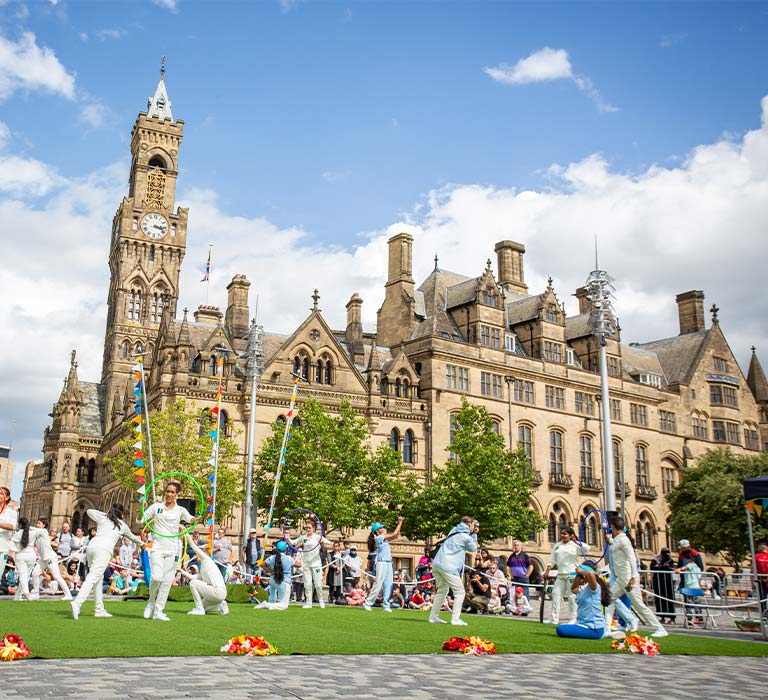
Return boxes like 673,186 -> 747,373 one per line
21,69 -> 767,574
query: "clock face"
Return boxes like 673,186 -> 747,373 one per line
141,213 -> 169,240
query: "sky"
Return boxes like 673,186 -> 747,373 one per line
1,0 -> 768,498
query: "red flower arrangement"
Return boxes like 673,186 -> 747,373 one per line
221,634 -> 278,657
610,633 -> 660,656
0,634 -> 32,662
442,635 -> 496,656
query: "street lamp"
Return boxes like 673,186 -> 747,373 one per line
242,317 -> 265,551
504,375 -> 515,451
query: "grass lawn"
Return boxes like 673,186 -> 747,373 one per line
2,600 -> 767,658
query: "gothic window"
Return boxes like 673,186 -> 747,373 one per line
144,159 -> 166,208
395,378 -> 402,397
150,291 -> 165,323
77,457 -> 86,483
135,343 -> 143,356
127,289 -> 143,321
293,357 -> 300,375
219,410 -> 230,437
381,377 -> 389,395
45,459 -> 54,482
636,512 -> 654,551
209,355 -> 219,376
192,353 -> 202,374
403,429 -> 414,464
148,246 -> 155,272
301,357 -> 309,381
550,430 -> 564,475
402,378 -> 410,398
483,289 -> 496,307
389,428 -> 400,452
635,444 -> 649,486
547,513 -> 557,543
584,506 -> 599,547
323,358 -> 332,385
518,424 -> 533,464
579,435 -> 593,479
87,458 -> 96,484
612,439 -> 623,488
121,341 -> 130,360
315,360 -> 323,383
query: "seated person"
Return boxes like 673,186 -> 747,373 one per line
109,568 -> 132,595
507,586 -> 532,616
345,579 -> 366,606
408,586 -> 429,609
1,560 -> 18,596
465,570 -> 491,614
487,588 -> 504,614
555,561 -> 609,640
390,574 -> 407,608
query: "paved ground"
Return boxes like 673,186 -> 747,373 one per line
2,653 -> 766,700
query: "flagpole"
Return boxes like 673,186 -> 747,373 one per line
205,244 -> 212,305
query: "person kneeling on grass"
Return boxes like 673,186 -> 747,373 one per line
255,540 -> 296,611
177,534 -> 229,616
555,561 -> 610,640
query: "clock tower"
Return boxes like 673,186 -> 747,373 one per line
101,62 -> 188,421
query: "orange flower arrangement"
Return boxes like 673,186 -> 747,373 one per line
0,634 -> 32,662
442,635 -> 496,655
610,633 -> 660,656
221,634 -> 278,657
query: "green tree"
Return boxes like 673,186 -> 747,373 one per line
667,448 -> 768,569
401,397 -> 544,542
254,398 -> 419,534
105,398 -> 244,522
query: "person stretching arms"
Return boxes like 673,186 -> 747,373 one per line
177,534 -> 228,615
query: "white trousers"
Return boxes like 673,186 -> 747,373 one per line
430,566 -> 465,623
190,579 -> 227,613
365,561 -> 393,610
14,552 -> 37,601
73,547 -> 112,614
302,566 -> 325,605
606,578 -> 663,630
148,549 -> 178,614
41,557 -> 73,600
262,580 -> 291,610
550,575 -> 577,623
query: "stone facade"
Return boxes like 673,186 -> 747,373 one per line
20,71 -> 768,574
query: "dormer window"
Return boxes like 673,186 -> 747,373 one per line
546,304 -> 559,323
636,373 -> 662,388
483,289 -> 496,307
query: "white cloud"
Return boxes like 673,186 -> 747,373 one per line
0,121 -> 10,150
79,103 -> 110,129
78,32 -> 89,42
0,31 -> 76,101
660,32 -> 687,48
484,46 -> 618,113
151,0 -> 178,11
322,169 -> 350,183
279,0 -> 297,12
5,96 -> 768,499
94,28 -> 127,41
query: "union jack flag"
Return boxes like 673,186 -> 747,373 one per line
201,248 -> 211,282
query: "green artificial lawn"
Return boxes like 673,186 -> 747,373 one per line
1,600 -> 767,659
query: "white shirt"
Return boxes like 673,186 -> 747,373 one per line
142,502 -> 194,552
0,507 -> 18,553
343,553 -> 363,578
87,509 -> 141,552
30,527 -> 56,561
290,532 -> 331,568
610,532 -> 638,582
549,540 -> 588,576
11,529 -> 35,557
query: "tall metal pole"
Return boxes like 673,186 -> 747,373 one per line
504,375 -> 515,450
243,316 -> 264,552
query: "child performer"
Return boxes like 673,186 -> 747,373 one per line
11,518 -> 36,601
255,540 -> 295,610
33,519 -> 72,600
604,515 -> 668,638
541,526 -> 588,625
555,561 -> 610,639
142,480 -> 198,622
289,521 -> 331,608
363,516 -> 403,613
71,504 -> 144,619
177,534 -> 228,615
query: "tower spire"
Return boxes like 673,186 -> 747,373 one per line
147,57 -> 173,121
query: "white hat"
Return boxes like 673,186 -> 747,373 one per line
679,539 -> 690,547
249,528 -> 258,534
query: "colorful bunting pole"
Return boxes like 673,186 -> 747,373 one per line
207,358 -> 226,553
132,355 -> 157,505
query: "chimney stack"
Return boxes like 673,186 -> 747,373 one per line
574,286 -> 591,314
376,233 -> 418,347
495,240 -> 528,296
345,292 -> 365,364
675,290 -> 705,335
194,305 -> 223,326
225,274 -> 251,339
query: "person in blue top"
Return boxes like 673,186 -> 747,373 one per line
255,540 -> 296,611
363,516 -> 403,612
555,560 -> 610,639
429,515 -> 479,626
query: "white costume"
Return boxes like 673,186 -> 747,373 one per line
31,526 -> 72,600
181,535 -> 228,615
547,539 -> 588,624
604,532 -> 665,635
0,505 -> 18,584
142,502 -> 194,619
11,528 -> 36,601
290,531 -> 331,608
72,509 -> 141,618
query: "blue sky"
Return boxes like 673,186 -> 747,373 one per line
1,0 -> 768,498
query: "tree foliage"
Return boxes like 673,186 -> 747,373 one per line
667,448 -> 768,569
400,397 -> 544,542
254,398 -> 419,535
105,398 -> 244,522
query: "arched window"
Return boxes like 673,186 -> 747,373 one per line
323,359 -> 331,385
150,291 -> 164,323
583,506 -> 601,547
491,420 -> 500,435
45,459 -> 54,482
449,414 -> 459,461
127,289 -> 142,321
121,341 -> 130,360
403,429 -> 414,464
292,417 -> 302,428
394,378 -> 402,397
148,246 -> 156,273
518,424 -> 533,464
612,439 -> 623,487
301,357 -> 309,381
579,435 -> 593,479
402,378 -> 410,398
636,512 -> 654,551
381,377 -> 389,395
209,355 -> 217,376
192,353 -> 202,374
87,458 -> 96,484
135,342 -> 143,356
665,518 -> 676,551
635,444 -> 649,487
219,409 -> 230,437
547,513 -> 557,542
549,430 -> 564,475
315,359 -> 323,383
76,457 -> 86,483
558,512 -> 567,534
293,357 -> 300,375
148,155 -> 167,170
389,428 -> 400,453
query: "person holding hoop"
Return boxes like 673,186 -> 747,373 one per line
71,504 -> 143,619
142,480 -> 199,621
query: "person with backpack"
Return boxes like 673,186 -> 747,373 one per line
428,515 -> 479,626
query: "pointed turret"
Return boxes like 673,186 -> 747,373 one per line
52,350 -> 83,432
147,56 -> 173,121
747,347 -> 768,404
178,307 -> 192,347
60,350 -> 83,404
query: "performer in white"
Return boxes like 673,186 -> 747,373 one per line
11,517 -> 36,601
541,525 -> 588,625
604,515 -> 668,638
0,487 -> 18,585
33,518 -> 72,600
177,534 -> 228,615
71,504 -> 143,619
289,521 -> 331,608
142,480 -> 198,622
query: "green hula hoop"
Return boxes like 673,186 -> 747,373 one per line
141,471 -> 205,539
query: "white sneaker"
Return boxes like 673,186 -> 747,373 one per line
187,608 -> 206,615
220,601 -> 229,615
429,617 -> 447,624
94,611 -> 112,618
319,600 -> 325,609
302,603 -> 312,609
153,612 -> 170,622
651,628 -> 669,638
543,619 -> 556,625
383,608 -> 392,613
62,593 -> 73,601
363,603 -> 372,611
451,619 -> 468,626
143,603 -> 154,619
70,600 -> 80,620
628,618 -> 639,633
254,601 -> 268,609
609,630 -> 626,639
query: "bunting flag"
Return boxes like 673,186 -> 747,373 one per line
131,355 -> 156,505
206,355 -> 227,553
746,498 -> 768,518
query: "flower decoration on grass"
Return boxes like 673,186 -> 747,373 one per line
0,634 -> 32,662
442,636 -> 496,656
610,633 -> 660,656
221,634 -> 278,657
